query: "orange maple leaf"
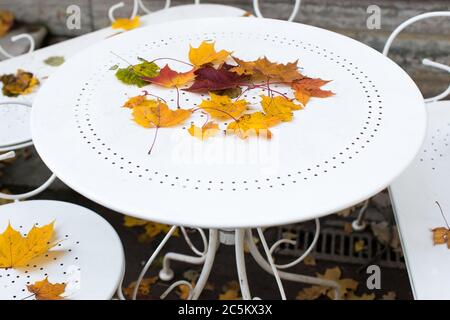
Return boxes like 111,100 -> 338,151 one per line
292,77 -> 334,106
144,64 -> 195,88
232,57 -> 303,82
132,98 -> 191,128
27,277 -> 66,300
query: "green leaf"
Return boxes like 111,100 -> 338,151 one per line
109,64 -> 119,70
44,56 -> 65,67
115,60 -> 159,87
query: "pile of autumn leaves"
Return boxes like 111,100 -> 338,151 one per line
118,41 -> 333,142
0,222 -> 66,300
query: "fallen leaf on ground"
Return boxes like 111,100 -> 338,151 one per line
123,216 -> 179,243
199,93 -> 248,120
292,77 -> 334,106
0,69 -> 39,97
189,41 -> 231,67
227,111 -> 280,139
44,56 -> 65,67
0,10 -> 14,37
371,221 -> 402,252
112,16 -> 141,31
123,276 -> 158,298
346,292 -> 376,300
260,95 -> 301,122
27,277 -> 66,300
303,255 -> 316,266
144,64 -> 195,88
0,189 -> 12,205
219,281 -> 241,300
297,266 -> 367,300
184,64 -> 247,93
132,98 -> 191,128
188,122 -> 220,140
382,291 -> 396,300
354,240 -> 366,253
177,284 -> 192,300
0,221 -> 57,268
344,222 -> 353,234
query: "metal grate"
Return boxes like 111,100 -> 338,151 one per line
276,220 -> 405,269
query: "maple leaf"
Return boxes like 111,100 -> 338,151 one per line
382,291 -> 397,300
123,95 -> 146,109
116,58 -> 159,87
189,41 -> 231,67
112,16 -> 141,31
143,64 -> 195,88
260,95 -> 301,122
292,77 -> 334,106
132,98 -> 191,128
177,284 -> 192,300
297,266 -> 362,300
27,277 -> 66,300
0,222 -> 57,268
431,201 -> 450,248
0,10 -> 14,37
199,93 -> 248,120
219,281 -> 241,300
353,239 -> 366,253
231,57 -> 303,82
123,276 -> 158,298
188,122 -> 220,140
227,111 -> 280,139
0,69 -> 39,97
123,216 -> 179,243
184,64 -> 247,93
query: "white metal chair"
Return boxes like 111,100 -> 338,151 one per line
108,0 -> 302,23
387,11 -> 450,300
0,152 -> 125,300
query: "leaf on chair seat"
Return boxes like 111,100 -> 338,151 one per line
112,16 -> 141,31
27,277 -> 66,300
0,69 -> 39,97
0,221 -> 58,268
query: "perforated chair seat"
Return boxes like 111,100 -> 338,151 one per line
0,102 -> 32,149
390,100 -> 450,300
0,200 -> 124,300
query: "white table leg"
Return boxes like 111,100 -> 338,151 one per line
190,229 -> 219,300
235,229 -> 252,300
245,229 -> 341,300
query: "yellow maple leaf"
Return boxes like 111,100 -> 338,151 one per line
432,227 -> 449,246
227,111 -> 280,139
260,95 -> 301,122
27,277 -> 66,300
111,16 -> 141,31
189,41 -> 231,67
188,122 -> 220,140
123,95 -> 146,109
132,98 -> 191,128
123,216 -> 179,243
0,222 -> 57,268
354,239 -> 366,253
123,276 -> 158,298
199,93 -> 248,120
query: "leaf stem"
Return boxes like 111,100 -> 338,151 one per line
436,201 -> 450,229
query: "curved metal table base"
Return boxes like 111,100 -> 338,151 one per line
126,226 -> 341,300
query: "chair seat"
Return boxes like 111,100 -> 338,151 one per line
390,100 -> 450,299
0,200 -> 124,300
0,103 -> 32,148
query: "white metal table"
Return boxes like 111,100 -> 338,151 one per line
31,17 -> 426,299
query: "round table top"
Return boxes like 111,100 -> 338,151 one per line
31,18 -> 426,229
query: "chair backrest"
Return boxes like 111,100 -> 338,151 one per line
0,33 -> 35,59
383,11 -> 450,103
109,0 -> 301,22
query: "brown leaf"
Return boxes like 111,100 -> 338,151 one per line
27,277 -> 66,300
0,11 -> 14,37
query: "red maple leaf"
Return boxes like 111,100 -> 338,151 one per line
184,64 -> 248,93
